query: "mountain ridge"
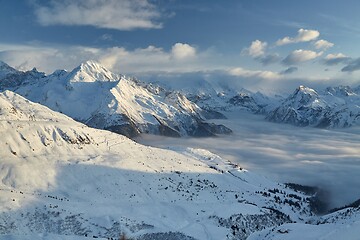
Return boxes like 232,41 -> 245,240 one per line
267,85 -> 360,128
0,61 -> 231,138
2,60 -> 360,131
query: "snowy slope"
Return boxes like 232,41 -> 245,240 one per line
0,90 -> 320,240
267,85 -> 360,128
0,61 -> 231,138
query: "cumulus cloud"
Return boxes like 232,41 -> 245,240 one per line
314,39 -> 334,50
282,49 -> 323,65
323,53 -> 351,66
341,58 -> 360,72
171,43 -> 197,60
276,28 -> 320,46
245,40 -> 267,58
280,66 -> 298,75
33,0 -> 162,30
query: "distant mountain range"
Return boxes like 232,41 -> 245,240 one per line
1,60 -> 360,138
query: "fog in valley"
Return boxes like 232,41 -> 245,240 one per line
138,111 -> 360,209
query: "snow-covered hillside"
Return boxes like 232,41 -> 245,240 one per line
0,90 -> 322,239
0,61 -> 231,138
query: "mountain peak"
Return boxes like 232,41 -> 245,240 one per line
293,85 -> 318,97
297,85 -> 315,92
68,60 -> 120,83
79,60 -> 103,70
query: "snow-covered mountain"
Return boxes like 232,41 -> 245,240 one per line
149,79 -> 278,114
4,60 -> 360,131
0,90 -> 323,239
184,82 -> 360,129
266,85 -> 360,128
0,61 -> 231,138
143,74 -> 360,129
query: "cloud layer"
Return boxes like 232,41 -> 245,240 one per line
34,0 -> 162,30
139,114 -> 360,209
0,42 -> 199,74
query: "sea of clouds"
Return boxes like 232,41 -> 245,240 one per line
138,111 -> 360,209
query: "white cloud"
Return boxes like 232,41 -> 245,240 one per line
246,40 -> 267,58
34,0 -> 162,30
283,49 -> 323,65
314,39 -> 334,50
276,28 -> 320,46
171,43 -> 197,60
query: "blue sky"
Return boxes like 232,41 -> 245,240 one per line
1,0 -> 360,92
